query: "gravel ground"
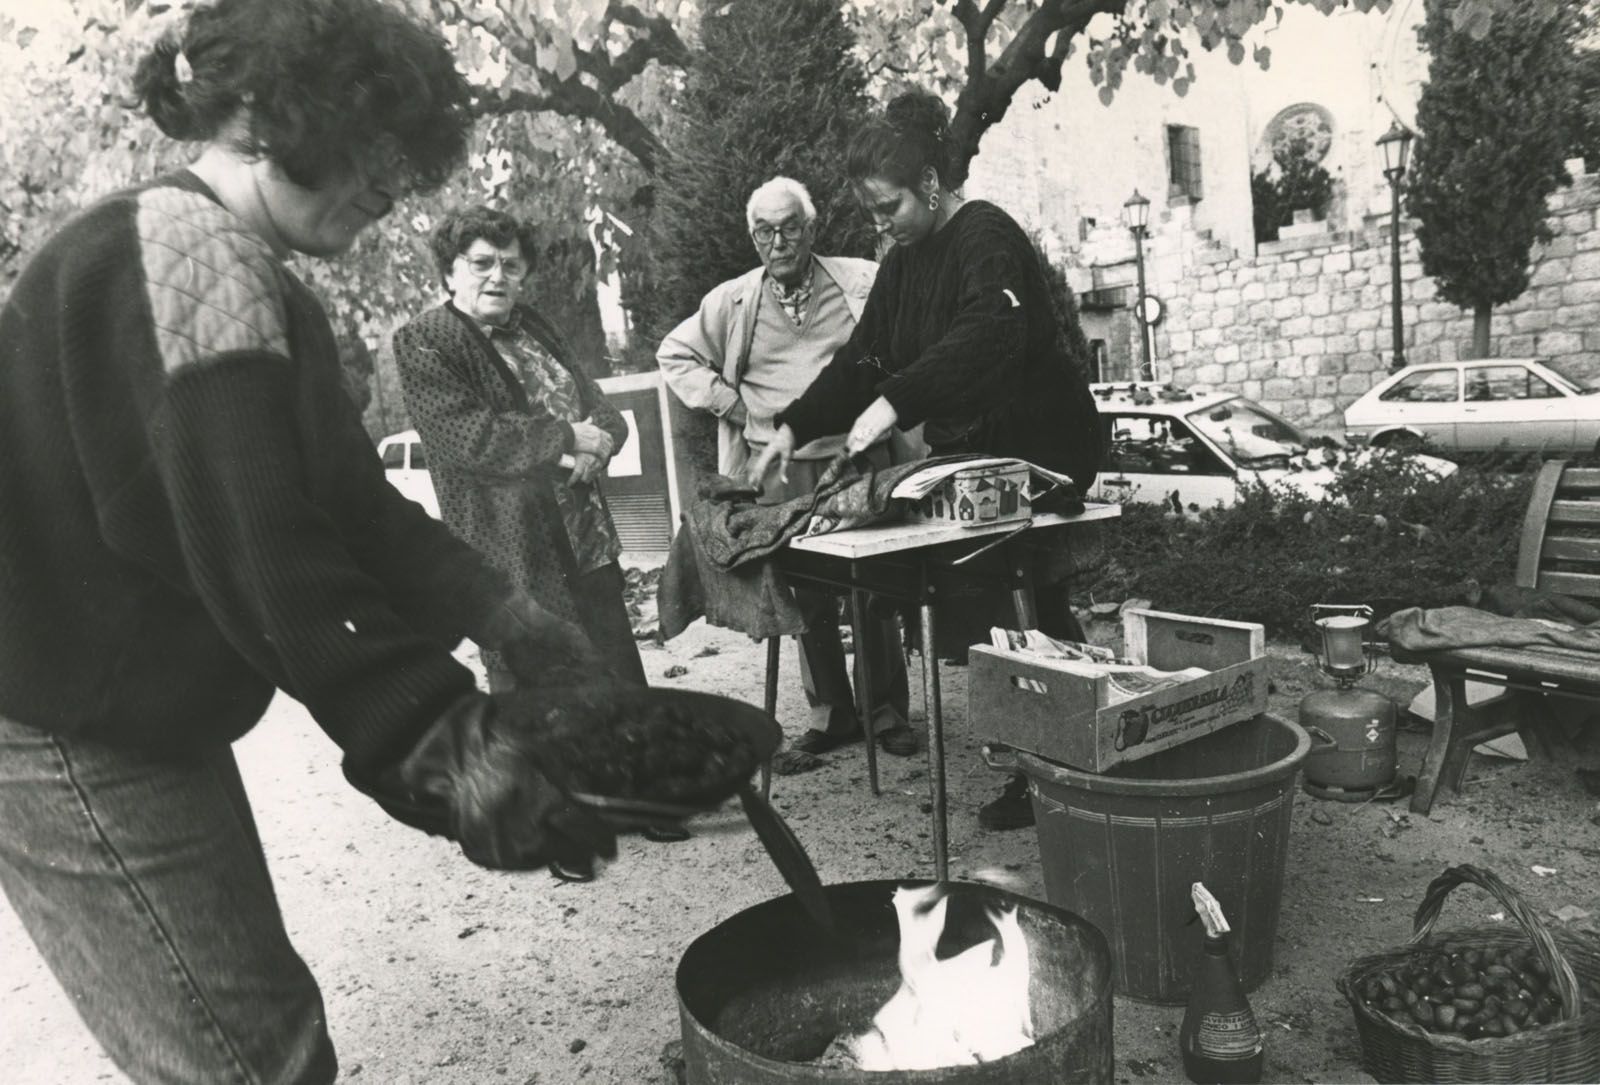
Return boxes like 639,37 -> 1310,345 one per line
5,594 -> 1599,1084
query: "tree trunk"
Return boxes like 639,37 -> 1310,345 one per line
1471,304 -> 1492,359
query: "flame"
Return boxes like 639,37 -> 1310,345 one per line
847,885 -> 1035,1070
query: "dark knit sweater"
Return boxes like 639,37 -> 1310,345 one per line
777,200 -> 1100,488
0,172 -> 509,769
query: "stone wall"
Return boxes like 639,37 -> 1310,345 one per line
1105,171 -> 1600,429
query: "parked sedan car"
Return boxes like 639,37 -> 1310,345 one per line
376,429 -> 441,519
1342,358 -> 1600,455
1090,383 -> 1453,511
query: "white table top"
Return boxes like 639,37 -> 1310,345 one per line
785,503 -> 1121,559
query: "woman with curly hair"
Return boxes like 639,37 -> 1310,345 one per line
750,91 -> 1102,833
394,207 -> 648,692
0,2 -> 621,1080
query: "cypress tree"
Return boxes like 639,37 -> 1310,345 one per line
1409,0 -> 1584,358
643,0 -> 875,344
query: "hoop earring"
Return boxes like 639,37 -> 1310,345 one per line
927,191 -> 940,212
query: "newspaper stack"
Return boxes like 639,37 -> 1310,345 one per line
988,628 -> 1209,705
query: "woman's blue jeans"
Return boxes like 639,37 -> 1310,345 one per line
0,714 -> 337,1084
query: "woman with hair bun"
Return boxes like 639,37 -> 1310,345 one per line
0,2 -> 625,1080
750,90 -> 1102,832
752,90 -> 1100,491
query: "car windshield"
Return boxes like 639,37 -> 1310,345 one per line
1542,366 -> 1600,395
1186,399 -> 1308,466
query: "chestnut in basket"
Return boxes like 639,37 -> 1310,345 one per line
1358,946 -> 1571,1041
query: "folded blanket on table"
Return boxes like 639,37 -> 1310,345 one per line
660,454 -> 1031,640
1378,605 -> 1600,654
1469,581 -> 1600,626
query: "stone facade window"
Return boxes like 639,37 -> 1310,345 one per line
1089,339 -> 1107,382
1166,124 -> 1203,201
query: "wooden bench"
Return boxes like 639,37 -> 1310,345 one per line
1390,460 -> 1600,815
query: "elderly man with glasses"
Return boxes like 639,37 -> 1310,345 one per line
658,177 -> 915,768
393,207 -> 651,727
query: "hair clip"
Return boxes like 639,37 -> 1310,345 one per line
174,51 -> 194,86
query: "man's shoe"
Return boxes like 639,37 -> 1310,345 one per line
977,773 -> 1035,831
790,728 -> 863,755
876,726 -> 918,757
643,824 -> 691,843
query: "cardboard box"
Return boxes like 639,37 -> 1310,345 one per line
968,608 -> 1268,772
903,462 -> 1030,528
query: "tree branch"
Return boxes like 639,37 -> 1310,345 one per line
579,2 -> 693,90
474,83 -> 664,172
436,0 -> 682,172
946,0 -> 1128,187
606,0 -> 693,66
953,0 -> 988,86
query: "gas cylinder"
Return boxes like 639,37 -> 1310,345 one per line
1299,686 -> 1396,799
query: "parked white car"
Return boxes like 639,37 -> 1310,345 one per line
1342,358 -> 1600,455
376,429 -> 441,519
1090,383 -> 1454,511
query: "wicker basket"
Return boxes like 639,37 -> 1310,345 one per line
1336,864 -> 1600,1083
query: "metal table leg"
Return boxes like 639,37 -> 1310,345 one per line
761,636 -> 780,799
1009,550 -> 1039,630
920,600 -> 948,881
851,588 -> 881,796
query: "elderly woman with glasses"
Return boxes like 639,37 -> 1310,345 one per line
393,206 -> 648,697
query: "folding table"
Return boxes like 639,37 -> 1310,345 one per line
760,505 -> 1121,880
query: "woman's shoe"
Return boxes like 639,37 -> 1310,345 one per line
642,824 -> 691,843
790,728 -> 863,755
549,858 -> 596,883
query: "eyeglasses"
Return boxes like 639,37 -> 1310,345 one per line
751,221 -> 807,246
460,253 -> 529,280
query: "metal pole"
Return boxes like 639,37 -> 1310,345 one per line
919,601 -> 947,882
761,636 -> 780,798
1388,177 -> 1406,372
851,588 -> 881,797
1133,227 -> 1153,380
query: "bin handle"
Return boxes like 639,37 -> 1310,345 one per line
982,744 -> 1022,772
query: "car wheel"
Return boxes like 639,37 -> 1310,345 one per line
1376,431 -> 1423,455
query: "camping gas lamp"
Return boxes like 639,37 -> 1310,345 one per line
1299,605 -> 1398,801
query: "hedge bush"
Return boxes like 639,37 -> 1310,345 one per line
1088,454 -> 1538,638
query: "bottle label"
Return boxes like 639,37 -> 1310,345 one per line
1195,1011 -> 1263,1060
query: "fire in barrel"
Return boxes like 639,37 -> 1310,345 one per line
676,879 -> 1115,1083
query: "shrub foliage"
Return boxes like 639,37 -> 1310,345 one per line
1091,456 -> 1537,638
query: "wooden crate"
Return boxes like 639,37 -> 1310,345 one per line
968,608 -> 1268,772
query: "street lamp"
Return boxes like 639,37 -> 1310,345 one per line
1122,189 -> 1154,380
1377,120 -> 1414,372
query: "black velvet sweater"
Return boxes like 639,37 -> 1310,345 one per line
0,172 -> 508,768
777,200 -> 1100,488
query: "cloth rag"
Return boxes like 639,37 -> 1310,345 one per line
1378,605 -> 1600,654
